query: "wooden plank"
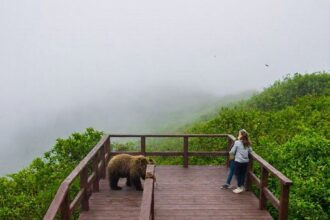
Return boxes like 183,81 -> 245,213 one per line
139,165 -> 155,220
226,136 -> 235,167
92,153 -> 99,192
250,152 -> 292,185
188,151 -> 228,156
108,134 -> 229,138
78,166 -> 273,220
141,136 -> 146,156
249,171 -> 261,188
80,167 -> 89,211
60,192 -> 70,220
259,167 -> 269,210
110,151 -> 229,158
263,187 -> 280,210
153,166 -> 272,220
43,183 -> 69,220
44,134 -> 110,220
183,137 -> 188,168
246,157 -> 254,191
100,145 -> 106,179
279,184 -> 290,220
139,179 -> 153,220
70,189 -> 85,213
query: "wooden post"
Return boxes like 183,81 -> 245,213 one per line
104,136 -> 110,163
108,137 -> 112,161
92,153 -> 99,192
226,137 -> 234,167
279,184 -> 290,220
100,145 -> 106,179
61,192 -> 70,220
183,136 -> 188,168
80,167 -> 89,211
259,167 -> 269,210
141,136 -> 146,156
246,157 -> 253,191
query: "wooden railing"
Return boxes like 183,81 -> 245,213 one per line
139,165 -> 156,220
246,151 -> 293,220
44,133 -> 292,220
44,134 -> 232,220
108,134 -> 235,168
43,134 -> 110,220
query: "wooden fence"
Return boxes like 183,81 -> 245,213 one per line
139,165 -> 156,220
246,152 -> 293,220
43,134 -> 110,220
43,134 -> 292,220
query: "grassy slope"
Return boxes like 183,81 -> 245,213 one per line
184,72 -> 330,219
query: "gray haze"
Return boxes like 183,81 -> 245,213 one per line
1,0 -> 329,175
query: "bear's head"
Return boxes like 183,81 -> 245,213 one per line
136,156 -> 156,179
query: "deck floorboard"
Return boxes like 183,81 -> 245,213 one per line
79,166 -> 272,220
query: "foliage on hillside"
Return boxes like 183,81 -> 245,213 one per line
185,72 -> 330,219
247,72 -> 330,111
0,72 -> 329,219
0,128 -> 103,219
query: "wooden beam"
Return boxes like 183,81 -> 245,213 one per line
183,137 -> 189,168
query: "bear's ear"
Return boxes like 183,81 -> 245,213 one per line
147,158 -> 156,164
138,157 -> 148,166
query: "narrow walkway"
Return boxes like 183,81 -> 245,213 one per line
79,166 -> 272,220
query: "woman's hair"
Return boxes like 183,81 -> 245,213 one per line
239,129 -> 251,147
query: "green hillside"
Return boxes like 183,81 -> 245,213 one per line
0,72 -> 329,219
185,72 -> 330,219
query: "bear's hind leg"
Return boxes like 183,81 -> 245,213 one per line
131,175 -> 143,191
126,175 -> 131,187
109,175 -> 122,190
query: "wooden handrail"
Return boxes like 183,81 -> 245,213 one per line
109,134 -> 231,168
44,134 -> 231,219
44,133 -> 292,220
250,152 -> 292,185
109,134 -> 229,138
43,134 -> 110,220
139,165 -> 156,220
246,151 -> 293,220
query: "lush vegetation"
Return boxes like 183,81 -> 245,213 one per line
184,72 -> 330,219
0,128 -> 103,219
0,72 -> 329,219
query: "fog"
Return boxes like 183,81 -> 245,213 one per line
1,0 -> 329,175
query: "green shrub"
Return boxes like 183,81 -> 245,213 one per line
0,128 -> 103,219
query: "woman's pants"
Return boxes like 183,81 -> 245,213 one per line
235,161 -> 248,187
225,160 -> 235,185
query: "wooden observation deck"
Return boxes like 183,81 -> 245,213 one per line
44,134 -> 293,220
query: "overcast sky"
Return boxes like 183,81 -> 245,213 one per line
0,0 -> 329,174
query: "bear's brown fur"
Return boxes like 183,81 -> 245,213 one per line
107,154 -> 155,191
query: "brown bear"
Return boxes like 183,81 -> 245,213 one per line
107,154 -> 155,191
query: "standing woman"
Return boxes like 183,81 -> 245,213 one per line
229,129 -> 252,194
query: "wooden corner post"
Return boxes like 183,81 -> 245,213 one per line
104,136 -> 110,163
80,167 -> 89,211
246,156 -> 253,191
226,136 -> 234,167
279,184 -> 291,220
259,167 -> 269,210
92,153 -> 100,192
183,136 -> 188,168
100,145 -> 106,179
141,136 -> 146,156
60,192 -> 70,220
